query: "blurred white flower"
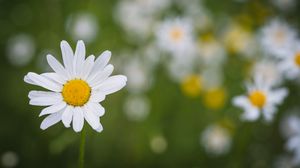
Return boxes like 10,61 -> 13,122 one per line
280,114 -> 300,139
197,37 -> 226,67
1,151 -> 18,168
150,135 -> 168,154
167,56 -> 194,82
24,40 -> 127,132
179,0 -> 212,31
66,13 -> 99,43
142,43 -> 161,68
124,94 -> 150,122
233,74 -> 288,122
280,114 -> 300,167
260,19 -> 297,58
201,124 -> 232,156
114,0 -> 155,41
272,0 -> 297,11
252,60 -> 282,86
6,34 -> 35,67
278,43 -> 300,80
123,57 -> 153,93
156,18 -> 196,57
286,135 -> 300,166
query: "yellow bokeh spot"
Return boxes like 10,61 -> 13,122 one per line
294,52 -> 300,67
181,75 -> 202,97
62,79 -> 91,106
248,90 -> 266,108
223,24 -> 251,54
203,88 -> 227,110
170,27 -> 183,42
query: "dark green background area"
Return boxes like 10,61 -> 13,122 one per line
0,0 -> 300,167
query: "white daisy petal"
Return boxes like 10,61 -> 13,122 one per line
83,105 -> 100,130
40,110 -> 63,130
41,72 -> 66,85
62,106 -> 73,128
74,40 -> 86,76
241,108 -> 260,121
80,55 -> 95,80
88,102 -> 105,117
28,90 -> 60,99
39,102 -> 66,117
90,92 -> 106,102
232,96 -> 249,108
88,50 -> 111,81
268,88 -> 288,104
47,54 -> 69,79
263,105 -> 277,122
60,40 -> 74,74
30,96 -> 62,106
26,72 -> 62,92
89,64 -> 114,87
96,123 -> 103,133
72,107 -> 84,132
93,75 -> 127,95
24,75 -> 35,85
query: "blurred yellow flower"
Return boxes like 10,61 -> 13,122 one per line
223,24 -> 255,56
181,75 -> 202,97
203,87 -> 227,110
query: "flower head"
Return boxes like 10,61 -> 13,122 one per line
279,43 -> 300,80
156,18 -> 195,57
233,74 -> 288,121
260,19 -> 297,58
24,40 -> 127,132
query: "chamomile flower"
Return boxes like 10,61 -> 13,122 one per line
260,19 -> 297,58
278,44 -> 300,80
233,75 -> 288,121
156,18 -> 195,57
24,40 -> 127,132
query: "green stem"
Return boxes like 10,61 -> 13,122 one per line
79,127 -> 86,168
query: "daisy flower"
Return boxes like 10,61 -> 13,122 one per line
24,40 -> 127,132
155,18 -> 195,57
260,19 -> 297,58
232,75 -> 288,121
279,43 -> 300,80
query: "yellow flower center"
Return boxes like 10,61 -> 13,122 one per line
248,90 -> 266,108
170,27 -> 183,42
181,75 -> 202,97
62,79 -> 91,106
294,52 -> 300,67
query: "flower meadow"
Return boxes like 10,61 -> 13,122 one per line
1,0 -> 300,167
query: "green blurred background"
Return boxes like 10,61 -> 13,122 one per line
1,0 -> 300,167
